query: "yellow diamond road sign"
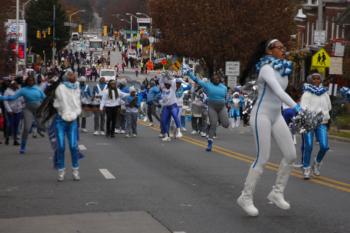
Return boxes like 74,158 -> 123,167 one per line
312,48 -> 330,68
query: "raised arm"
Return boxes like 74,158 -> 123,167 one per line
187,72 -> 209,91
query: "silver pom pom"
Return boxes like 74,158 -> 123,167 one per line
292,109 -> 324,134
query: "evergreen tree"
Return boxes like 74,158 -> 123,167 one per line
26,0 -> 69,61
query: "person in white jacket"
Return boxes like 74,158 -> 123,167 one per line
300,72 -> 332,179
99,80 -> 129,138
53,70 -> 82,182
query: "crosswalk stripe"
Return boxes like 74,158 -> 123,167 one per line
79,144 -> 87,150
99,169 -> 116,179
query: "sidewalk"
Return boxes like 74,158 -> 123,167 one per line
0,211 -> 171,233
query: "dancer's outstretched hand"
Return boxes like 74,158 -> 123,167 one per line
182,63 -> 192,75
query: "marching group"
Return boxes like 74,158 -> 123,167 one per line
0,38 -> 347,218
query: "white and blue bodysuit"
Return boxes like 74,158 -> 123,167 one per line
250,63 -> 298,173
237,54 -> 301,216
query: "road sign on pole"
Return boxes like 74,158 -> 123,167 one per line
227,76 -> 237,88
225,61 -> 240,76
314,30 -> 326,45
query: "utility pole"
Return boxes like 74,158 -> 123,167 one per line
130,15 -> 133,49
317,0 -> 323,30
15,0 -> 19,74
52,4 -> 56,67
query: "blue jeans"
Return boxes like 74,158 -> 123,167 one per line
7,112 -> 22,141
302,124 -> 329,168
55,116 -> 79,170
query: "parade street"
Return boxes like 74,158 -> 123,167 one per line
0,118 -> 349,233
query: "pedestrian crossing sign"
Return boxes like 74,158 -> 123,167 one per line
312,48 -> 330,68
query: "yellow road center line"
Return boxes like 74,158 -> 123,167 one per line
139,122 -> 350,192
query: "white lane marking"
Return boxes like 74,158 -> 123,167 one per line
99,169 -> 116,179
79,144 -> 87,150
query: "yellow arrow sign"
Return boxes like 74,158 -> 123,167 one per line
312,48 -> 330,68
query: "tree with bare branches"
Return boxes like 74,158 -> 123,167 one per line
149,0 -> 297,80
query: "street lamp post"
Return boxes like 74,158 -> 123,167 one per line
69,9 -> 86,36
22,0 -> 37,19
120,18 -> 132,48
126,13 -> 139,42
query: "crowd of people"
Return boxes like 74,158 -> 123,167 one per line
1,37 -> 349,218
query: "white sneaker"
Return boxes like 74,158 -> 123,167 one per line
132,134 -> 137,137
237,194 -> 259,217
200,132 -> 207,137
312,161 -> 322,176
147,123 -> 154,127
303,167 -> 311,180
100,131 -> 105,136
93,131 -> 100,136
176,129 -> 183,138
57,169 -> 65,182
115,129 -> 120,134
267,190 -> 290,210
159,133 -> 164,138
162,136 -> 171,142
72,168 -> 80,181
191,130 -> 197,135
181,127 -> 187,132
125,134 -> 131,138
81,128 -> 88,133
143,117 -> 148,122
120,130 -> 126,134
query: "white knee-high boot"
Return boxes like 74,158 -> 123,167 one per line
235,118 -> 240,128
237,167 -> 262,216
230,118 -> 235,128
267,159 -> 293,210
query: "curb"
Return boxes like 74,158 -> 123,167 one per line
329,135 -> 350,143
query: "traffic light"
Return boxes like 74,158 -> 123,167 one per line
36,30 -> 41,39
78,24 -> 83,33
47,27 -> 51,35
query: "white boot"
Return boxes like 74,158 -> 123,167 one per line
235,118 -> 240,128
267,159 -> 292,210
312,159 -> 322,176
72,167 -> 80,181
57,169 -> 65,182
176,128 -> 183,138
237,168 -> 262,216
230,119 -> 235,128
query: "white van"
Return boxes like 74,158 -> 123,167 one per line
99,69 -> 117,82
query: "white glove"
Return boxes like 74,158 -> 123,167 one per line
182,63 -> 192,75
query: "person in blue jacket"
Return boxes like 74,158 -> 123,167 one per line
146,80 -> 161,126
183,66 -> 229,151
0,75 -> 46,153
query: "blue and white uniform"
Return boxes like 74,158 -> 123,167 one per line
0,85 -> 46,153
300,83 -> 331,176
228,92 -> 243,128
159,76 -> 182,138
187,72 -> 229,150
53,81 -> 82,176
